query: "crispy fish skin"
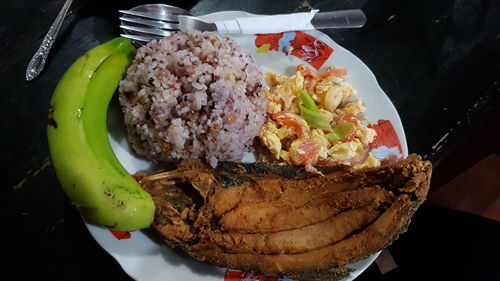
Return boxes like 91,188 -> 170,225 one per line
137,154 -> 432,281
219,187 -> 392,233
207,204 -> 382,254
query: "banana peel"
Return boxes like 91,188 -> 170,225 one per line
47,38 -> 155,230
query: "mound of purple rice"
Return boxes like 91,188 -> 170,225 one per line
118,30 -> 266,167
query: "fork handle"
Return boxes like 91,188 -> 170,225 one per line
26,0 -> 73,81
214,10 -> 366,34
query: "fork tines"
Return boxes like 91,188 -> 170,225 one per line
119,25 -> 176,37
119,9 -> 183,43
120,33 -> 163,42
118,10 -> 180,22
120,16 -> 179,30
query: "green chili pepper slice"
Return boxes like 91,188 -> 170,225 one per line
299,89 -> 319,111
298,89 -> 355,141
299,105 -> 333,131
325,122 -> 355,141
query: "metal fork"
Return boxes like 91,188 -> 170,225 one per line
119,6 -> 366,43
119,12 -> 213,42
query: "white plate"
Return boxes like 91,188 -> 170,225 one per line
86,11 -> 408,281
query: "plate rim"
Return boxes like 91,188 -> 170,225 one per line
87,9 -> 408,281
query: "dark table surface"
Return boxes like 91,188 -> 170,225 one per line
1,0 -> 499,281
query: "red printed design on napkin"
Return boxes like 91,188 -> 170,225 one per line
255,31 -> 333,70
109,230 -> 131,240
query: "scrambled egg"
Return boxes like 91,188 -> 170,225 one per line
264,72 -> 304,114
259,65 -> 380,170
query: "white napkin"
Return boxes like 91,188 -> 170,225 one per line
215,10 -> 319,34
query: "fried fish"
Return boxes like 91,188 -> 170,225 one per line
135,154 -> 432,281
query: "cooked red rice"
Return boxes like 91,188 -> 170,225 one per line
118,30 -> 266,167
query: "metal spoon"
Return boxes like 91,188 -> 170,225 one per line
26,0 -> 73,81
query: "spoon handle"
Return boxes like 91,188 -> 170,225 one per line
215,10 -> 366,34
26,0 -> 73,81
311,9 -> 366,29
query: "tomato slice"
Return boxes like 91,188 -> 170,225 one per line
320,66 -> 348,79
290,138 -> 320,166
342,114 -> 359,125
271,113 -> 307,138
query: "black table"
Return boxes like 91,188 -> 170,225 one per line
1,1 -> 499,280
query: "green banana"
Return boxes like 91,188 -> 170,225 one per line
47,38 -> 155,230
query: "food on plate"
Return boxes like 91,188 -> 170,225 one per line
135,154 -> 432,281
118,30 -> 267,167
47,38 -> 155,231
259,64 -> 379,173
47,29 -> 430,281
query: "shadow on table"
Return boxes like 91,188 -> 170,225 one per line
357,205 -> 500,281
